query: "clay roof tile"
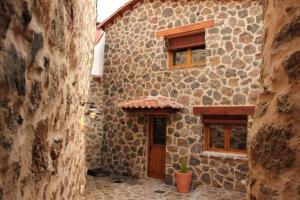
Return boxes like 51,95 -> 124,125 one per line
118,95 -> 184,109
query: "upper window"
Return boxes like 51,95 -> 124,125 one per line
167,32 -> 207,69
203,115 -> 247,154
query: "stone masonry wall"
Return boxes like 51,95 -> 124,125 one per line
86,78 -> 103,170
248,0 -> 300,199
101,0 -> 262,192
0,0 -> 95,199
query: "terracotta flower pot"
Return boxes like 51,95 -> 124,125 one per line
175,171 -> 192,193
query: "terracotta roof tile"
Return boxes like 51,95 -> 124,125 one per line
118,95 -> 184,109
94,29 -> 104,45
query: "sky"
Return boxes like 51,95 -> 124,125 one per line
97,0 -> 130,22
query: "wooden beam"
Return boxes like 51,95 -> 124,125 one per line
123,108 -> 179,114
156,20 -> 214,38
193,106 -> 256,116
203,119 -> 247,125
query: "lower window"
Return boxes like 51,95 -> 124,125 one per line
204,116 -> 247,153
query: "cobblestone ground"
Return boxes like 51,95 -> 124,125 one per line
86,175 -> 246,200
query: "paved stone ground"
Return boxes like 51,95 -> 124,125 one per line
86,175 -> 246,200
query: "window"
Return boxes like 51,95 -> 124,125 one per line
167,32 -> 207,69
204,115 -> 247,154
152,117 -> 167,145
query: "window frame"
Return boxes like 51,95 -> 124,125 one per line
168,47 -> 207,69
204,119 -> 247,154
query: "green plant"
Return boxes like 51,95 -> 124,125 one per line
179,159 -> 188,173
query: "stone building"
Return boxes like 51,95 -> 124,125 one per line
88,0 -> 263,192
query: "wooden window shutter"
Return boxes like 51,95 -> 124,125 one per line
166,32 -> 205,50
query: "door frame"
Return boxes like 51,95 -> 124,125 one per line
147,114 -> 168,179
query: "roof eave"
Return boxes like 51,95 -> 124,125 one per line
97,0 -> 143,30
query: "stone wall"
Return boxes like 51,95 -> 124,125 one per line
86,78 -> 103,170
0,0 -> 95,199
101,0 -> 262,192
248,0 -> 300,199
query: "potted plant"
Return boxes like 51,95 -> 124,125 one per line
175,159 -> 192,193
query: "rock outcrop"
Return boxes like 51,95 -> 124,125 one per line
248,0 -> 300,199
0,0 -> 95,199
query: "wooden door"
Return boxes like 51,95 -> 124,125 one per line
148,116 -> 167,179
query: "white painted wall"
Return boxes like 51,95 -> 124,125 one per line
92,32 -> 105,77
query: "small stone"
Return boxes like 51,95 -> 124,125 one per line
221,86 -> 234,97
202,95 -> 213,105
191,82 -> 200,90
165,174 -> 173,185
226,68 -> 236,77
225,41 -> 233,52
238,10 -> 248,18
239,32 -> 254,43
184,76 -> 196,83
247,24 -> 260,33
191,143 -> 201,153
233,94 -> 246,105
237,163 -> 248,172
167,146 -> 177,152
232,58 -> 246,69
124,131 -> 133,141
210,80 -> 221,89
185,116 -> 197,124
249,6 -> 262,16
177,138 -> 188,147
138,11 -> 147,21
215,174 -> 223,183
201,173 -> 211,185
221,55 -> 231,64
213,91 -> 222,101
162,8 -> 174,18
221,27 -> 232,34
244,44 -> 256,54
194,89 -> 204,97
218,166 -> 229,175
189,155 -> 200,166
228,78 -> 239,87
145,40 -> 155,48
228,17 -> 237,27
198,74 -> 208,82
224,181 -> 233,190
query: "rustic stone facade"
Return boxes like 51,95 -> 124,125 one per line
248,0 -> 300,199
85,0 -> 263,192
86,79 -> 103,170
0,0 -> 95,199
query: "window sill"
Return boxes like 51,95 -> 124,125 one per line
200,151 -> 248,161
169,63 -> 207,70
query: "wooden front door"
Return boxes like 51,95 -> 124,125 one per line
148,115 -> 167,179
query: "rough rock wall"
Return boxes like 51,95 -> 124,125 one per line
101,0 -> 262,192
247,0 -> 300,199
0,0 -> 95,199
86,78 -> 103,170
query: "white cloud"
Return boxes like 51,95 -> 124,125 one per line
97,0 -> 130,22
